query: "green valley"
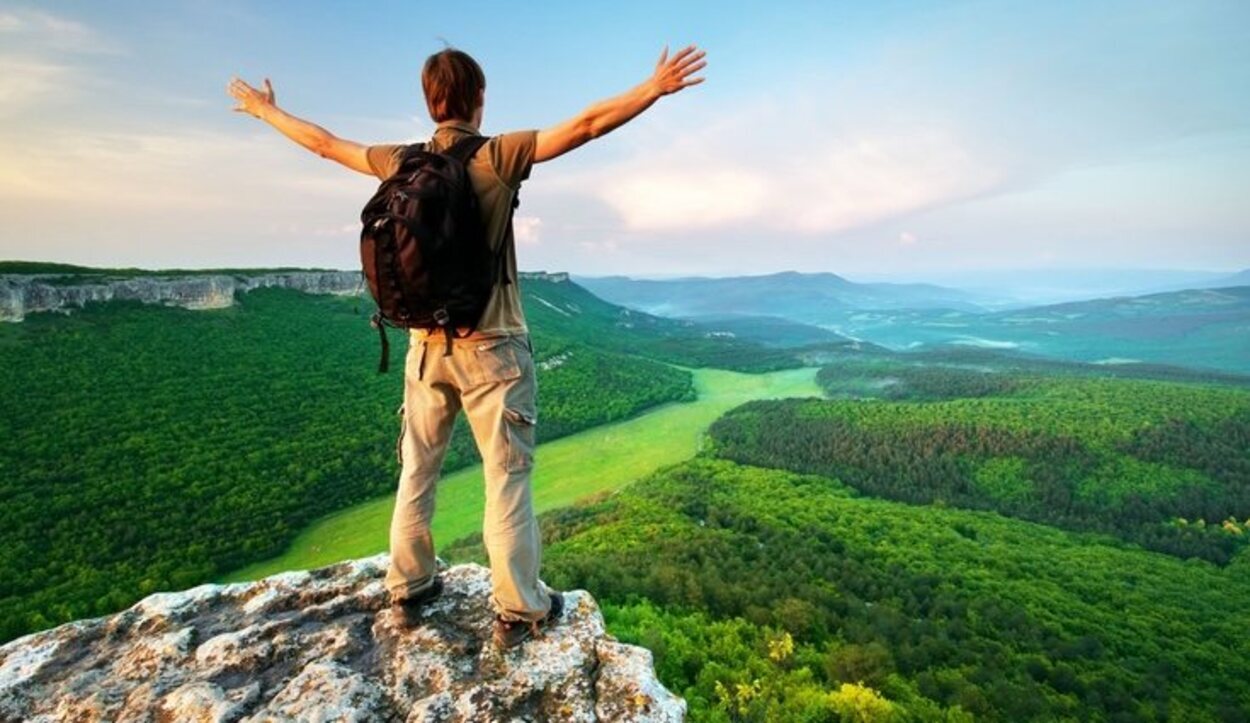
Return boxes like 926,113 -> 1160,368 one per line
6,266 -> 1250,722
224,365 -> 821,581
2,276 -> 783,642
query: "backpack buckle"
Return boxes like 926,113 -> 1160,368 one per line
433,308 -> 450,326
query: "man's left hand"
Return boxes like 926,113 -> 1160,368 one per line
229,77 -> 276,118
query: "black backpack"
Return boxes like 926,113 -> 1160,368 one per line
360,135 -> 512,372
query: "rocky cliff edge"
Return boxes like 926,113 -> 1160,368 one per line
0,271 -> 364,322
0,557 -> 685,722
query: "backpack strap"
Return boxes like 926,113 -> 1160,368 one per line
370,311 -> 391,373
439,133 -> 502,355
443,134 -> 489,164
499,191 -> 520,287
442,135 -> 514,287
395,142 -> 428,170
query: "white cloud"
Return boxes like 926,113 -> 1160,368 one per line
307,223 -> 359,237
0,57 -> 73,115
553,108 -> 1002,238
578,239 -> 618,254
0,9 -> 121,117
602,168 -> 769,231
0,8 -> 122,54
0,127 -> 373,210
513,215 -> 542,245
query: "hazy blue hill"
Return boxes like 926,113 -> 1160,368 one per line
1210,268 -> 1250,288
577,271 -> 1250,374
574,271 -> 989,322
679,312 -> 849,348
819,286 -> 1250,375
521,273 -> 846,371
990,284 -> 1250,320
895,267 -> 1237,306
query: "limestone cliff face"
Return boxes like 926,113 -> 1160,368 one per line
519,271 -> 570,284
0,558 -> 684,722
0,271 -> 364,322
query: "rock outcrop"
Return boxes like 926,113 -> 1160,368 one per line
0,271 -> 364,322
0,558 -> 684,722
519,272 -> 570,284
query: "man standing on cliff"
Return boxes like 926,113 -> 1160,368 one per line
228,45 -> 706,647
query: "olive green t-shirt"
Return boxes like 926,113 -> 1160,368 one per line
365,120 -> 536,340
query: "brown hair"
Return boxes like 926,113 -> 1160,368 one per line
421,49 -> 485,123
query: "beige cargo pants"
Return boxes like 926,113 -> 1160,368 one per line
385,332 -> 551,622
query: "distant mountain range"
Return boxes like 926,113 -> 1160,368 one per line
577,268 -> 1250,319
575,271 -> 993,322
576,270 -> 1250,374
824,286 -> 1250,374
861,267 -> 1250,305
1212,268 -> 1250,288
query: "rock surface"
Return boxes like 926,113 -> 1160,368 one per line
0,271 -> 364,322
0,271 -> 573,322
0,558 -> 685,722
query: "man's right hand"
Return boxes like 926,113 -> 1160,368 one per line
534,43 -> 708,164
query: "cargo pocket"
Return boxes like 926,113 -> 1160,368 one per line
469,336 -> 522,386
501,406 -> 537,472
395,404 -> 406,466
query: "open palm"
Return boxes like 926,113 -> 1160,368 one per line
228,77 -> 276,118
651,45 -> 707,96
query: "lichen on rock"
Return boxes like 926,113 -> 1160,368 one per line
0,557 -> 684,722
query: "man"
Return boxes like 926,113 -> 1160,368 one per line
228,44 -> 706,648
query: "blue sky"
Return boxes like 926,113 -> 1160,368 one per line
1,0 -> 1248,277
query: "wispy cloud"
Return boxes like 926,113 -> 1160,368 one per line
0,128 -> 367,209
0,57 -> 74,115
0,8 -> 123,55
553,106 -> 1003,238
0,8 -> 122,117
602,167 -> 769,231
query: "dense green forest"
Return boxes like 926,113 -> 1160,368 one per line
817,347 -> 1250,398
0,287 -> 693,642
0,260 -> 336,282
7,267 -> 1250,721
708,369 -> 1250,564
450,458 -> 1250,721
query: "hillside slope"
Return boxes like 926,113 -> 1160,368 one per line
710,373 -> 1250,563
482,458 -> 1250,721
522,272 -> 825,371
576,271 -> 989,320
826,286 -> 1250,374
0,275 -> 726,644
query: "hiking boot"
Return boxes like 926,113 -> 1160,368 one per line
390,576 -> 443,625
492,592 -> 564,650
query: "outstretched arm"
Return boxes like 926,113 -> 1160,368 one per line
534,44 -> 706,164
228,77 -> 372,176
